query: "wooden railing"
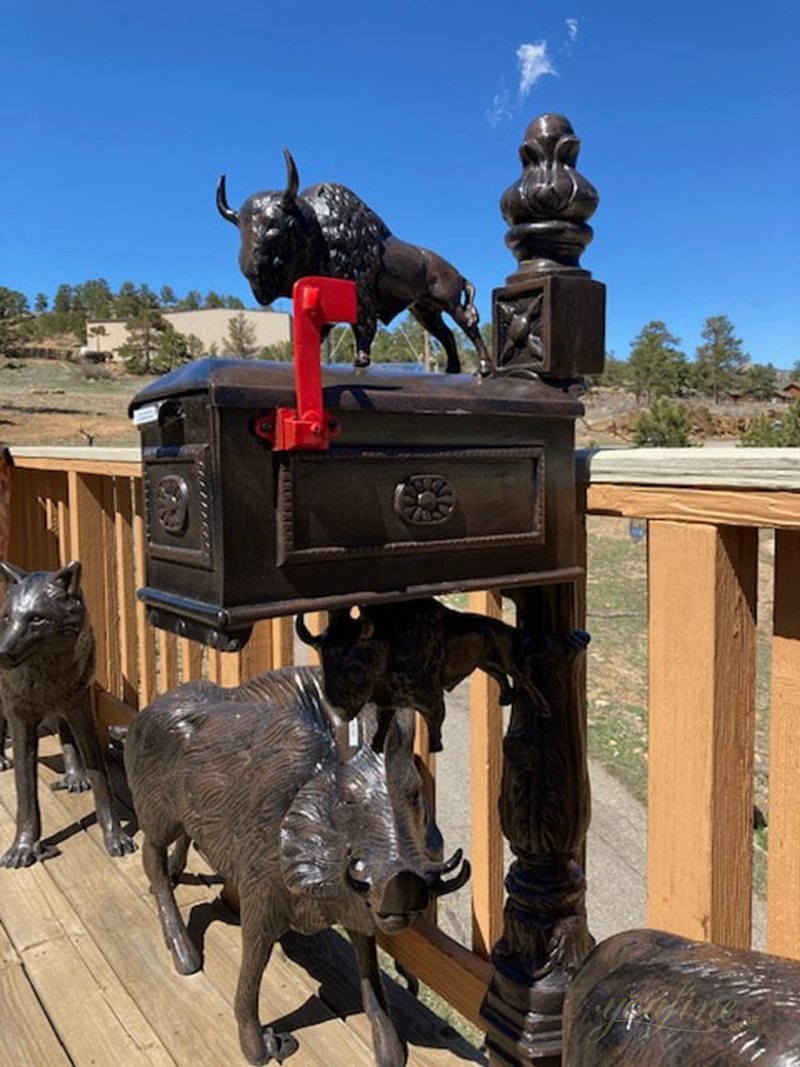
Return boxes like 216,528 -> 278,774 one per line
4,444 -> 799,1033
579,446 -> 800,962
2,446 -> 498,1028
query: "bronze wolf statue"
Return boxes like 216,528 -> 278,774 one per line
0,560 -> 135,867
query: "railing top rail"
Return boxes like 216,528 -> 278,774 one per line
10,446 -> 140,463
8,444 -> 800,493
578,446 -> 800,492
9,446 -> 141,477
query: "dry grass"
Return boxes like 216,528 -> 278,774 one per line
585,517 -> 775,889
0,358 -> 147,447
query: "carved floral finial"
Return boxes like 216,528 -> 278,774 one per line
500,114 -> 599,278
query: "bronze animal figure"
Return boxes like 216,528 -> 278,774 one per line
297,598 -> 538,752
0,561 -> 135,867
217,149 -> 491,375
125,665 -> 469,1066
563,928 -> 800,1066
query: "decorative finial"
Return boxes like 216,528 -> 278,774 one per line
500,114 -> 599,280
491,114 -> 605,382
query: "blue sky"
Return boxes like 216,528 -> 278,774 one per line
2,1 -> 797,367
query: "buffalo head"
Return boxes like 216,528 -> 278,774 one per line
217,149 -> 326,308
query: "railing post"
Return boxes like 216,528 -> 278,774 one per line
647,520 -> 757,947
0,448 -> 11,560
67,471 -> 113,697
767,528 -> 800,959
481,582 -> 593,1066
469,590 -> 505,960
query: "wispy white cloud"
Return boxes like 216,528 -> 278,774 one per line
565,17 -> 579,42
517,41 -> 557,98
487,89 -> 515,128
487,35 -> 566,126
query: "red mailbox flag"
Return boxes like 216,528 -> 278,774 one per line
273,276 -> 358,451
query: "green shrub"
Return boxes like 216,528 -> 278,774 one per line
632,397 -> 692,447
740,400 -> 800,446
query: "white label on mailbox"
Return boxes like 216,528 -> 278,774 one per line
132,403 -> 161,426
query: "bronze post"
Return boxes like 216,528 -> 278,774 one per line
480,114 -> 604,1064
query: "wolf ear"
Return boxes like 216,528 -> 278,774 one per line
51,561 -> 82,596
0,561 -> 26,584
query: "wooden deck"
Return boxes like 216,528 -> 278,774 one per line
0,737 -> 486,1067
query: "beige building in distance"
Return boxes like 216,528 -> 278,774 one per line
85,308 -> 291,359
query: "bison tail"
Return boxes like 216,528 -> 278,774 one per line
460,281 -> 479,329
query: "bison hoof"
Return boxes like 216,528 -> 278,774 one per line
103,828 -> 137,858
0,754 -> 12,771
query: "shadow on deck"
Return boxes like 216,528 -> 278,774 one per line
0,736 -> 486,1066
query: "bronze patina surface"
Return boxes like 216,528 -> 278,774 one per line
562,928 -> 800,1066
131,361 -> 582,649
217,149 -> 490,374
125,666 -> 469,1066
0,561 -> 135,867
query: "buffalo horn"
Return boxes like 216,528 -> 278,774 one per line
295,613 -> 325,649
282,147 -> 300,205
216,175 -> 239,225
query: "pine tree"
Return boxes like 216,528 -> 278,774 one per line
226,312 -> 257,357
693,315 -> 748,402
741,362 -> 778,400
740,401 -> 800,446
633,397 -> 692,447
0,287 -> 33,357
628,322 -> 686,402
118,309 -> 171,374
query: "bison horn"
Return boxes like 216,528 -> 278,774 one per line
295,613 -> 325,649
216,175 -> 239,225
282,147 -> 300,205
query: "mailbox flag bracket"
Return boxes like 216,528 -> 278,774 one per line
273,276 -> 357,451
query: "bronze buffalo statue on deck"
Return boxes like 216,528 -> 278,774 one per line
125,665 -> 469,1066
297,598 -> 538,753
217,149 -> 491,375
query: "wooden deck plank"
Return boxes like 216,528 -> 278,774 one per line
280,930 -> 487,1066
0,736 -> 483,1066
33,741 -> 381,1067
0,921 -> 72,1067
0,801 -> 176,1067
0,755 -> 251,1066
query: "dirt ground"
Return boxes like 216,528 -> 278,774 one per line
0,359 -> 143,448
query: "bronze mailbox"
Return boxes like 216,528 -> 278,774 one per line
130,358 -> 583,649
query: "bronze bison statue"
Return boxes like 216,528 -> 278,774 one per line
297,598 -> 538,752
217,150 -> 491,374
